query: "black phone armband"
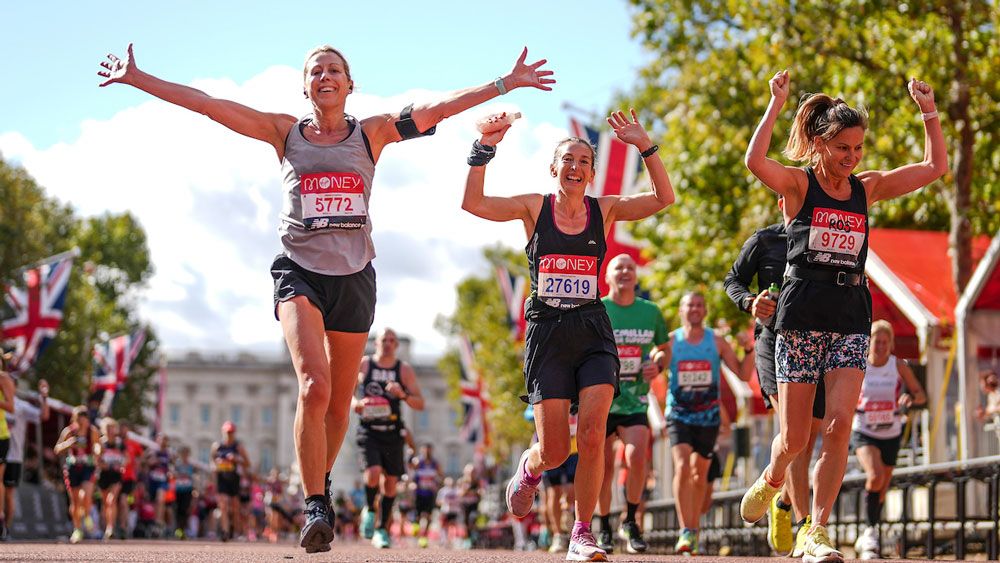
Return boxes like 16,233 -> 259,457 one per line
395,104 -> 436,140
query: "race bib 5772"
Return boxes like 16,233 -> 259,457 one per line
300,172 -> 368,230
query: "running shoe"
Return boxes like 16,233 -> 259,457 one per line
618,521 -> 648,553
360,506 -> 375,540
372,528 -> 391,549
104,527 -> 114,541
740,468 -> 781,523
595,528 -> 614,553
792,515 -> 812,557
70,528 -> 83,544
767,492 -> 793,555
674,528 -> 695,555
299,499 -> 333,554
418,536 -> 429,548
505,449 -> 540,518
0,519 -> 8,542
566,528 -> 608,561
550,532 -> 568,553
84,515 -> 95,534
854,525 -> 880,559
802,524 -> 844,563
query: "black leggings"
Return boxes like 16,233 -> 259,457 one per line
175,490 -> 193,530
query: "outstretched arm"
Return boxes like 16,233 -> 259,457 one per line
364,48 -> 555,156
461,120 -> 541,234
745,71 -> 803,201
99,44 -> 295,160
601,109 -> 676,223
859,79 -> 948,204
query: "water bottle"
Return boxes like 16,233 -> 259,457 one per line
476,112 -> 522,133
764,282 -> 780,327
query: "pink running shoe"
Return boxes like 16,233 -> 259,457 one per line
505,449 -> 540,518
567,528 -> 609,561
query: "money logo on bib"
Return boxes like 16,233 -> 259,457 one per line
361,396 -> 392,421
677,360 -> 712,389
537,254 -> 597,309
807,207 -> 866,268
300,172 -> 368,230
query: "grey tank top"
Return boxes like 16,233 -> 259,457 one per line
278,115 -> 376,275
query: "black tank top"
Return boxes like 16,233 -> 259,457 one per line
215,440 -> 240,475
776,167 -> 872,333
525,195 -> 606,321
359,356 -> 403,434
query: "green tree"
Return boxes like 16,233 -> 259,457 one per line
437,245 -> 533,455
622,0 -> 998,315
0,156 -> 158,424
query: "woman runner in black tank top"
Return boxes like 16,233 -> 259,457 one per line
99,43 -> 556,554
741,70 -> 947,560
463,108 -> 676,560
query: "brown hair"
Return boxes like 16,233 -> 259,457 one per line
551,137 -> 597,171
783,93 -> 869,163
302,45 -> 352,82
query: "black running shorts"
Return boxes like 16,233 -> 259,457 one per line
357,431 -> 406,477
852,431 -> 902,467
271,254 -> 376,333
667,419 -> 719,459
522,307 -> 619,404
758,326 -> 826,420
605,412 -> 650,438
217,472 -> 241,497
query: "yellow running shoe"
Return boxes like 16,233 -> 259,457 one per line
767,492 -> 793,555
740,469 -> 781,523
801,524 -> 844,563
792,515 -> 812,558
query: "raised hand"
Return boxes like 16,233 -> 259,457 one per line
908,78 -> 936,112
506,47 -> 556,91
769,70 -> 790,102
607,109 -> 653,151
98,43 -> 137,87
478,113 -> 513,146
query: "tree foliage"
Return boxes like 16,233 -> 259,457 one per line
0,156 -> 158,424
620,0 -> 999,316
437,245 -> 533,455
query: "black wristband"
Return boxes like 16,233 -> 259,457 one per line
640,144 -> 659,158
467,140 -> 496,167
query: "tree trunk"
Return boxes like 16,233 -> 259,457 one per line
948,3 -> 974,294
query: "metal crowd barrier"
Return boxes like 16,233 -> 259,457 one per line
640,456 -> 1000,559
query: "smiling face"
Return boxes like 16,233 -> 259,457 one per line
815,126 -> 865,178
679,292 -> 706,327
606,254 -> 637,293
869,329 -> 893,364
304,51 -> 353,106
550,140 -> 595,191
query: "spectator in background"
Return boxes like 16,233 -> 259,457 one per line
2,378 -> 50,541
975,370 -> 1000,423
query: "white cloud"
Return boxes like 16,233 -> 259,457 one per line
1,66 -> 569,357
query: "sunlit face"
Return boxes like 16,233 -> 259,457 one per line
305,52 -> 352,104
680,294 -> 706,326
869,330 -> 893,362
815,126 -> 865,177
606,255 -> 637,292
550,141 -> 595,190
376,329 -> 399,356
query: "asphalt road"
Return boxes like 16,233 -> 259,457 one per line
0,540 -> 938,562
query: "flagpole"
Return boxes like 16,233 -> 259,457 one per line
560,101 -> 600,122
11,247 -> 81,277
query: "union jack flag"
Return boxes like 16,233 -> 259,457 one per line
92,329 -> 146,391
569,117 -> 648,296
457,335 -> 490,446
1,253 -> 76,375
494,264 -> 528,342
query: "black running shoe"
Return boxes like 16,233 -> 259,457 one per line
300,500 -> 334,553
619,521 -> 648,553
596,527 -> 615,554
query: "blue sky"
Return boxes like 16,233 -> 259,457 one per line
1,1 -> 653,357
3,1 -> 647,149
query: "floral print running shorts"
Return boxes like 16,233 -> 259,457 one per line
775,330 -> 869,384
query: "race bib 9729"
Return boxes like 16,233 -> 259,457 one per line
807,207 -> 865,267
300,172 -> 368,230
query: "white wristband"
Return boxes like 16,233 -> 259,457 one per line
494,77 -> 508,96
921,110 -> 939,122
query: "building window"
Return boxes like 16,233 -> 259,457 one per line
169,404 -> 181,426
231,405 -> 242,425
417,411 -> 430,431
200,404 -> 211,425
447,445 -> 461,476
261,406 -> 273,427
260,446 -> 273,473
198,445 -> 210,465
